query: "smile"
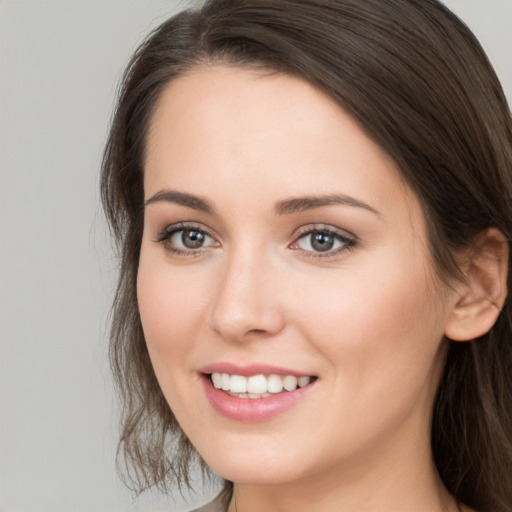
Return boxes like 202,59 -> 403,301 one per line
210,372 -> 312,398
201,366 -> 318,422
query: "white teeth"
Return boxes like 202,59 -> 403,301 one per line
221,373 -> 230,391
298,376 -> 311,388
211,373 -> 222,389
229,374 -> 247,393
283,375 -> 298,391
248,374 -> 267,394
210,372 -> 314,396
227,392 -> 272,399
267,374 -> 283,393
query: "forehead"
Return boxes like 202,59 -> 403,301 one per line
144,65 -> 421,228
145,65 -> 351,176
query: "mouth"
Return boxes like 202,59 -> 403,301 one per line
199,363 -> 318,421
208,372 -> 316,399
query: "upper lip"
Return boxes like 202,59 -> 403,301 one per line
199,362 -> 315,377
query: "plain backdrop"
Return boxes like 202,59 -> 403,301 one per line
0,1 -> 511,511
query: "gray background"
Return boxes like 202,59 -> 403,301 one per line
0,1 -> 510,511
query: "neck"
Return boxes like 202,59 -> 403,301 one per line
227,411 -> 460,512
229,470 -> 458,512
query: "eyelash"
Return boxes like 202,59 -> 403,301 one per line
154,222 -> 217,257
290,224 -> 356,259
154,222 -> 357,259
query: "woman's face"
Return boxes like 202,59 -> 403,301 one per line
138,66 -> 458,486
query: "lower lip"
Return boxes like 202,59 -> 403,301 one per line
201,375 -> 316,422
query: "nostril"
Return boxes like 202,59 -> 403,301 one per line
246,328 -> 269,336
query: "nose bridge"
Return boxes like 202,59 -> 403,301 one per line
208,243 -> 284,341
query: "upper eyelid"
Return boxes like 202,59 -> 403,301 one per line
292,224 -> 357,241
154,222 -> 216,242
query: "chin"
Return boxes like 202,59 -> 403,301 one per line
191,430 -> 317,486
208,459 -> 303,486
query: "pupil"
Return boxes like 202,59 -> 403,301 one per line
182,230 -> 205,249
311,232 -> 334,252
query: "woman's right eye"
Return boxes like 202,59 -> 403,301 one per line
156,225 -> 218,254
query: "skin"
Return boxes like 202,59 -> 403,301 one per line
138,65 -> 468,512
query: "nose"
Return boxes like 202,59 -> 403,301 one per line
208,250 -> 286,342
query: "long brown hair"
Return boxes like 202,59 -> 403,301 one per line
101,1 -> 512,509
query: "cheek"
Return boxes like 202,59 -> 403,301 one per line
136,254 -> 218,432
136,255 -> 210,370
292,250 -> 446,384
284,254 -> 449,453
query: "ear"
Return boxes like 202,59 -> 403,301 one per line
444,228 -> 508,342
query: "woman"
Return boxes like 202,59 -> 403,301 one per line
101,1 -> 512,511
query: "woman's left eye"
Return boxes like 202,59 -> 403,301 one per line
292,228 -> 355,256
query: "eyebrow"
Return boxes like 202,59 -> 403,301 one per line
275,194 -> 380,216
144,189 -> 215,214
144,189 -> 380,217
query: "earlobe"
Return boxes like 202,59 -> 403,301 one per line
444,228 -> 509,342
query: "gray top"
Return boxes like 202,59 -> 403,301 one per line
192,493 -> 227,512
